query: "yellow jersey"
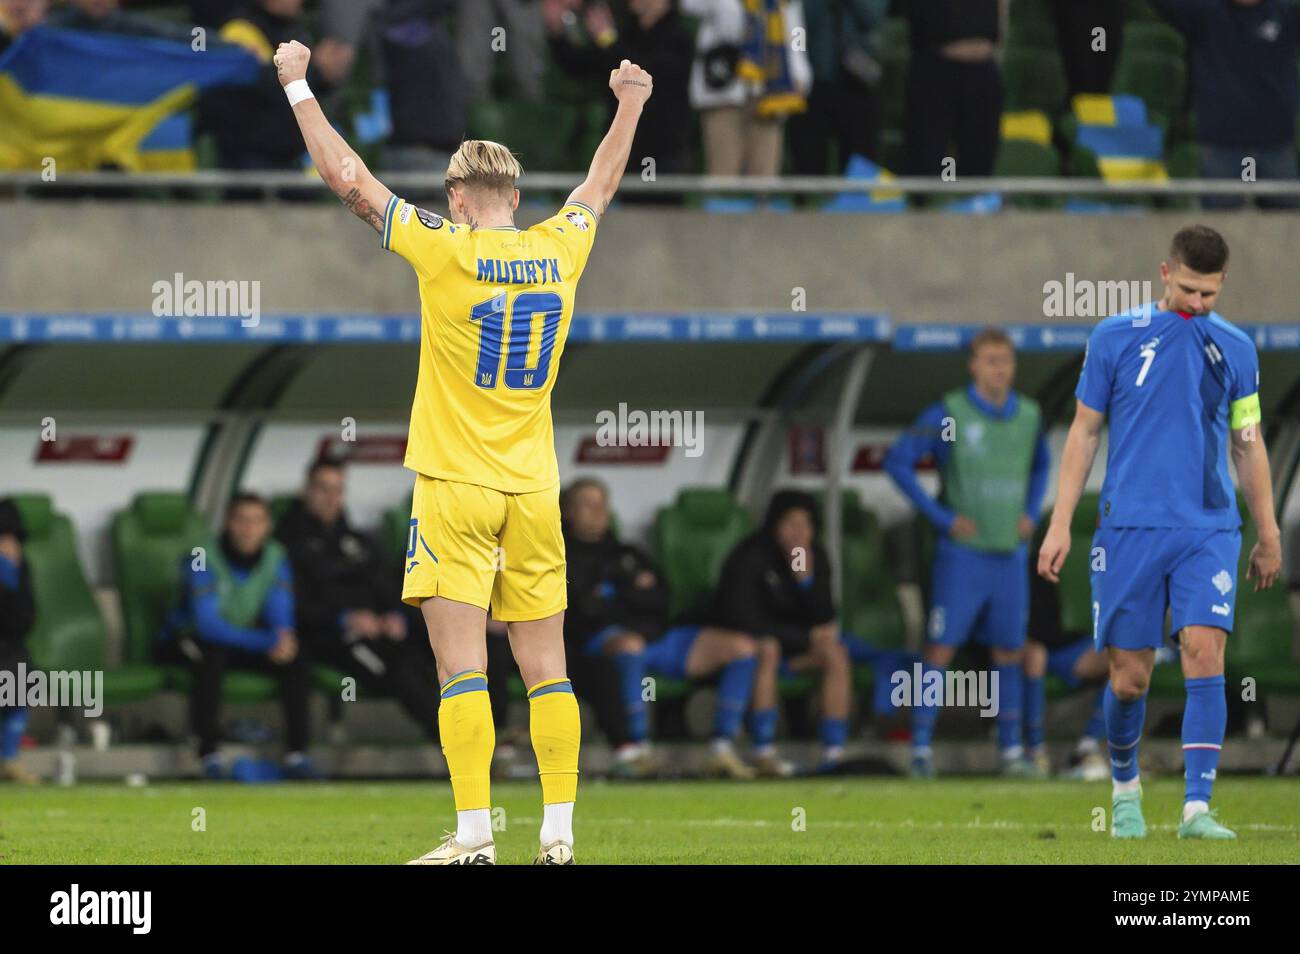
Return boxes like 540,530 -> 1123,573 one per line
381,195 -> 599,493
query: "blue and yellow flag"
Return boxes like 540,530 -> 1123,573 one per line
0,26 -> 258,172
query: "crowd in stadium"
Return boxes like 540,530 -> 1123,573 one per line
1,0 -> 1297,207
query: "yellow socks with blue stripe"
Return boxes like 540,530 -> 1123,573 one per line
439,669 -> 494,847
528,678 -> 580,845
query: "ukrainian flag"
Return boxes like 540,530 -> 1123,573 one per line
0,26 -> 258,172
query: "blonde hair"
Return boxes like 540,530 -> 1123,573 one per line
445,140 -> 522,202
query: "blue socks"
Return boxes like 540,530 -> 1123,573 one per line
1104,682 -> 1146,784
713,656 -> 757,741
748,707 -> 778,750
910,662 -> 945,755
612,650 -> 648,745
1182,675 -> 1226,806
1083,687 -> 1106,743
994,665 -> 1024,757
1023,673 -> 1046,750
1,707 -> 27,761
820,717 -> 848,750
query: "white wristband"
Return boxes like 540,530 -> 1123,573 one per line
284,79 -> 314,107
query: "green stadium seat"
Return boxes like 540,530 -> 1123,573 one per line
1163,140 -> 1200,210
818,490 -> 907,649
381,498 -> 414,565
1002,48 -> 1069,115
653,488 -> 753,620
877,46 -> 910,133
1228,498 -> 1300,698
1124,22 -> 1185,59
874,17 -> 910,56
1059,492 -> 1099,637
1007,18 -> 1058,54
110,492 -> 216,702
469,99 -> 578,172
1124,0 -> 1162,24
12,494 -> 103,670
994,139 -> 1064,209
1113,51 -> 1186,120
13,494 -> 164,705
1009,0 -> 1054,28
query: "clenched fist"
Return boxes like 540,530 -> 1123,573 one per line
273,40 -> 311,88
609,59 -> 653,108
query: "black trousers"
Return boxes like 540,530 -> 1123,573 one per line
165,637 -> 312,759
789,72 -> 882,175
311,633 -> 441,743
905,51 -> 1003,179
1050,0 -> 1124,98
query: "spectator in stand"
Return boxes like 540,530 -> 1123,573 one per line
0,500 -> 38,785
0,0 -> 47,58
160,493 -> 318,780
712,490 -> 853,776
200,0 -> 352,171
681,0 -> 812,176
1049,0 -> 1124,98
47,0 -> 190,39
367,0 -> 470,172
544,0 -> 693,194
904,0 -> 1006,181
458,0 -> 546,102
1151,0 -> 1299,210
563,478 -> 761,779
789,0 -> 889,176
190,0 -> 242,29
275,459 -> 441,745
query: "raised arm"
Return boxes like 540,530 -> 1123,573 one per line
567,59 -> 654,216
273,40 -> 392,232
1037,399 -> 1105,583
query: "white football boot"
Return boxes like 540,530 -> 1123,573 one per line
406,831 -> 496,865
533,841 -> 576,865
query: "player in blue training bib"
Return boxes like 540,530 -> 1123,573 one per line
885,327 -> 1051,778
1039,226 -> 1282,841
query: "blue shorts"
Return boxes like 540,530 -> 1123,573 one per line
1045,636 -> 1096,688
927,538 -> 1029,650
585,624 -> 700,681
642,625 -> 700,680
1090,526 -> 1241,651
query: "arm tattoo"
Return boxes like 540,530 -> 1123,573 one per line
341,187 -> 385,232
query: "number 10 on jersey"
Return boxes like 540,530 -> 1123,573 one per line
470,291 -> 563,391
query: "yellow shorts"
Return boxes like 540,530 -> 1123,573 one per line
401,475 -> 567,622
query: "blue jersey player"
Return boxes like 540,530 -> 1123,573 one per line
1039,226 -> 1282,840
886,327 -> 1052,778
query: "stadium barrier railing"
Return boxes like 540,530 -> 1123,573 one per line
3,171 -> 1300,201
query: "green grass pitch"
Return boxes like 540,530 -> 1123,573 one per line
2,777 -> 1296,864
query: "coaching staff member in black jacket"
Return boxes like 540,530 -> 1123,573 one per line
276,458 -> 440,743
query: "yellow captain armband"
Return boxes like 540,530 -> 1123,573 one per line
1230,392 -> 1261,431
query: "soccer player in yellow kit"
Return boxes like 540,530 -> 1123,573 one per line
274,39 -> 653,865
